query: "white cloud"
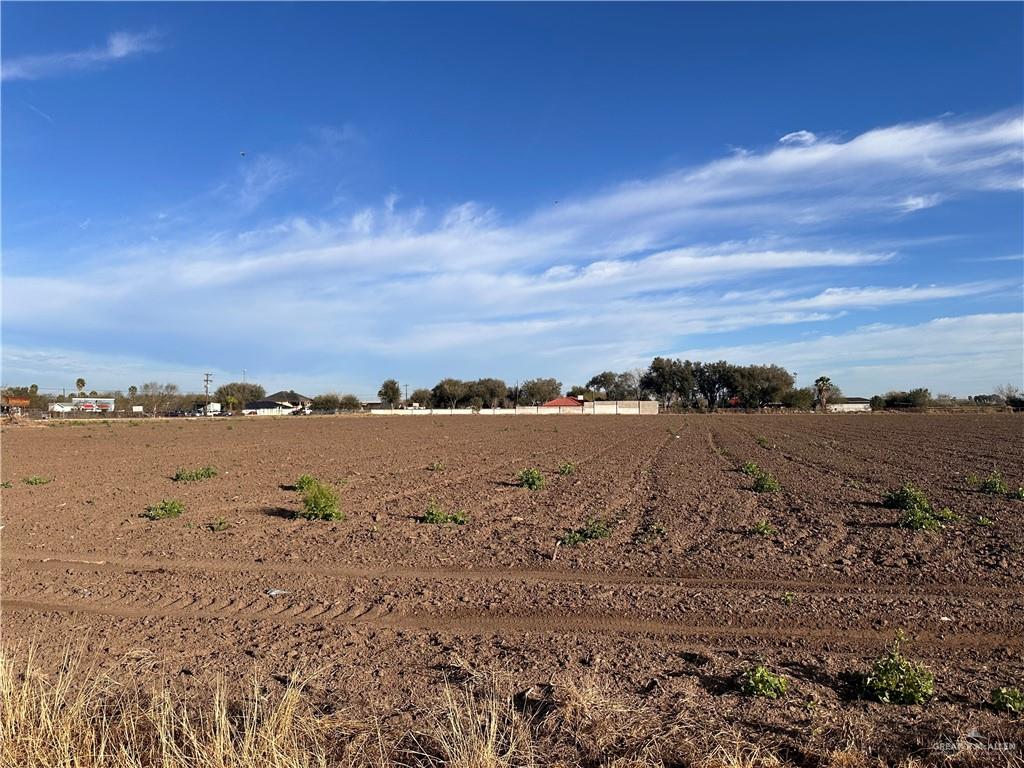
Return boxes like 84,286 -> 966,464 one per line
2,31 -> 161,81
779,130 -> 818,146
895,194 -> 943,213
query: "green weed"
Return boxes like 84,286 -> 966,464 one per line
142,499 -> 185,521
172,466 -> 218,482
863,631 -> 934,705
749,519 -> 778,536
740,665 -> 788,699
516,468 -> 545,491
558,462 -> 576,476
990,686 -> 1023,714
419,501 -> 467,525
22,476 -> 51,486
207,518 -> 231,532
560,517 -> 614,546
295,474 -> 318,492
296,480 -> 342,521
978,470 -> 1010,495
427,461 -> 446,472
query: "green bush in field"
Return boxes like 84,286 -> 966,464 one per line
516,468 -> 545,491
560,517 -> 614,546
740,664 -> 788,698
419,500 -> 467,525
295,474 -> 318,492
977,470 -> 1009,495
752,471 -> 781,493
558,462 -> 576,476
142,499 -> 185,521
23,475 -> 51,486
884,484 -> 955,531
296,481 -> 342,521
990,686 -> 1023,714
863,631 -> 934,705
740,461 -> 761,476
172,466 -> 218,482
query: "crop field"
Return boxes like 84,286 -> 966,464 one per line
1,413 -> 1023,765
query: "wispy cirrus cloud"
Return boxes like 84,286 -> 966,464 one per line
2,30 -> 161,81
3,110 -> 1022,393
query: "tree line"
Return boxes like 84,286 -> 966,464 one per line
4,372 -> 1021,415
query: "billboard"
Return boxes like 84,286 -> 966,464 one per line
71,397 -> 115,412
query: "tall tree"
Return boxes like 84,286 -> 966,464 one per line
814,376 -> 834,410
409,388 -> 434,408
378,379 -> 402,408
75,378 -> 86,394
585,372 -> 617,399
470,378 -> 508,408
695,361 -> 734,410
432,378 -> 468,408
127,385 -> 138,400
519,378 -> 562,405
214,382 -> 265,407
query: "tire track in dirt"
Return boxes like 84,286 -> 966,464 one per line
4,551 -> 1018,598
3,595 -> 1019,653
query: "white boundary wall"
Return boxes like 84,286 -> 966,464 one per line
370,401 -> 658,416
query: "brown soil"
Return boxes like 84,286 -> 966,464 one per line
2,414 -> 1023,763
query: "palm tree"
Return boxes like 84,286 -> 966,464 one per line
75,378 -> 86,394
814,376 -> 833,411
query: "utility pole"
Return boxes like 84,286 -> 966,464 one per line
242,368 -> 246,384
203,372 -> 213,416
404,383 -> 409,404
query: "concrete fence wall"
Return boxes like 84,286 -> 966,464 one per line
369,401 -> 659,416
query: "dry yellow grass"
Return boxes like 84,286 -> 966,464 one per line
1,645 -> 980,768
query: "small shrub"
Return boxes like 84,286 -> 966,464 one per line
781,592 -> 796,606
207,518 -> 231,532
419,500 -> 467,525
740,665 -> 788,698
427,461 -> 445,472
749,519 -> 777,537
560,517 -> 614,546
990,686 -> 1023,714
516,468 -> 545,491
23,475 -> 51,486
885,485 -> 954,531
977,470 -> 1010,495
1012,487 -> 1024,501
172,466 -> 218,482
142,499 -> 185,521
976,515 -> 995,527
558,462 -> 576,476
0,481 -> 11,489
752,471 -> 781,493
295,474 -> 317,492
755,436 -> 774,449
883,485 -> 931,511
296,481 -> 342,521
740,461 -> 761,476
863,631 -> 934,705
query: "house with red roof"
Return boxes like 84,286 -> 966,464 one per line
541,396 -> 584,408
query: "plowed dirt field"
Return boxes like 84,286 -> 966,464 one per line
2,414 -> 1022,763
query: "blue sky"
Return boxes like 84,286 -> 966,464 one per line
2,2 -> 1022,398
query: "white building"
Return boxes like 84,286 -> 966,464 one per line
827,397 -> 872,413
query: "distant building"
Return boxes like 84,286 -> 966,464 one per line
243,390 -> 312,416
827,397 -> 872,413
